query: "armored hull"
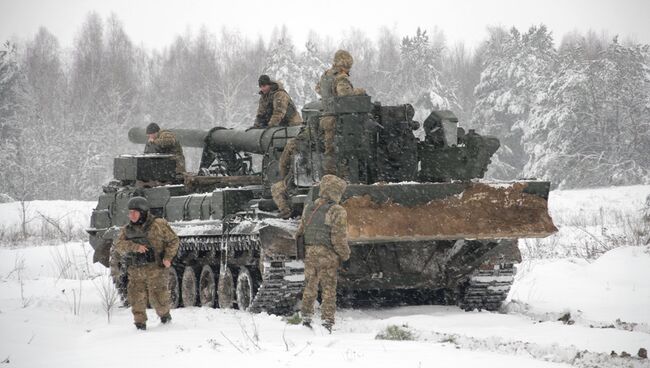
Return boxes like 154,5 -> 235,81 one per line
88,95 -> 556,314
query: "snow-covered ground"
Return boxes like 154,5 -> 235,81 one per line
0,200 -> 96,243
0,186 -> 649,367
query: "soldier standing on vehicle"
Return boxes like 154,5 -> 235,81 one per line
114,197 -> 180,330
254,75 -> 303,128
316,50 -> 366,175
296,175 -> 350,332
258,73 -> 305,218
271,127 -> 310,219
144,122 -> 186,174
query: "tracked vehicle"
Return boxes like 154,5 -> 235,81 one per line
87,94 -> 556,314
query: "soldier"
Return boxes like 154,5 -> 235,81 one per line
254,75 -> 303,128
316,50 -> 366,175
144,122 -> 186,174
260,74 -> 305,217
114,197 -> 180,330
270,127 -> 311,219
296,175 -> 350,332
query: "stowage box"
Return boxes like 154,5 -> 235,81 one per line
113,154 -> 176,182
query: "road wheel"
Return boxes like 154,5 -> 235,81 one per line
181,266 -> 198,307
199,265 -> 217,308
217,266 -> 235,309
167,266 -> 180,309
236,267 -> 257,311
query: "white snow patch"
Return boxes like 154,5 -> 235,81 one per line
0,185 -> 649,367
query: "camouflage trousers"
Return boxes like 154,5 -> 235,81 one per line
301,245 -> 340,325
319,116 -> 337,175
271,181 -> 291,216
127,264 -> 171,324
279,138 -> 298,178
271,137 -> 298,215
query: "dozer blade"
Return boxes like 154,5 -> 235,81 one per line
338,181 -> 557,243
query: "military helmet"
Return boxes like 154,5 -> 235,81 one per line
333,50 -> 353,69
145,122 -> 160,134
258,74 -> 272,87
127,196 -> 150,212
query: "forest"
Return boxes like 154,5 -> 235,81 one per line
1,13 -> 648,200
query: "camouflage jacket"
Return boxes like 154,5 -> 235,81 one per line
316,68 -> 365,98
296,198 -> 350,261
255,83 -> 302,128
114,215 -> 180,263
144,130 -> 186,173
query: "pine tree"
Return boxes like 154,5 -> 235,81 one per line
396,28 -> 457,122
524,36 -> 650,187
472,25 -> 556,180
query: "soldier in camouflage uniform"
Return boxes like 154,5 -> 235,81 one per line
260,74 -> 305,217
144,123 -> 186,174
254,75 -> 303,128
316,50 -> 366,175
114,197 -> 180,330
270,127 -> 311,218
296,175 -> 350,332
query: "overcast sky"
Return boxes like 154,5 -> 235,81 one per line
1,0 -> 649,50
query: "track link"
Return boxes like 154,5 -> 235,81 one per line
248,257 -> 304,315
459,263 -> 516,311
178,232 -> 304,315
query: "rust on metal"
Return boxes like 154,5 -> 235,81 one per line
343,182 -> 557,242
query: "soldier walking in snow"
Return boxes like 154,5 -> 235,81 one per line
296,175 -> 351,332
114,197 -> 180,330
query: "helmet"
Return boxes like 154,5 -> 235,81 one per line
333,50 -> 353,69
145,123 -> 160,134
127,197 -> 150,212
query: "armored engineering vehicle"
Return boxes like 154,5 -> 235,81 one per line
87,94 -> 557,314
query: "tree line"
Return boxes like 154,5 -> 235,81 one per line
0,13 -> 648,201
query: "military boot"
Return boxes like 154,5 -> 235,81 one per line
322,321 -> 333,334
160,313 -> 172,324
302,316 -> 312,329
271,181 -> 293,219
135,322 -> 146,330
278,207 -> 292,219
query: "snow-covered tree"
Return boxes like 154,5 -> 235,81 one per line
70,12 -> 106,128
396,28 -> 457,121
215,29 -> 262,128
524,37 -> 650,187
339,28 -> 376,96
264,36 -> 305,106
442,42 -> 482,123
0,42 -> 27,199
472,25 -> 557,180
298,40 -> 326,104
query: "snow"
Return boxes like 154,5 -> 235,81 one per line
509,246 -> 650,325
1,185 -> 649,367
172,220 -> 223,236
0,200 -> 96,242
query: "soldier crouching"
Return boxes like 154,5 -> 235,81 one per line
296,175 -> 350,333
114,197 -> 180,330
